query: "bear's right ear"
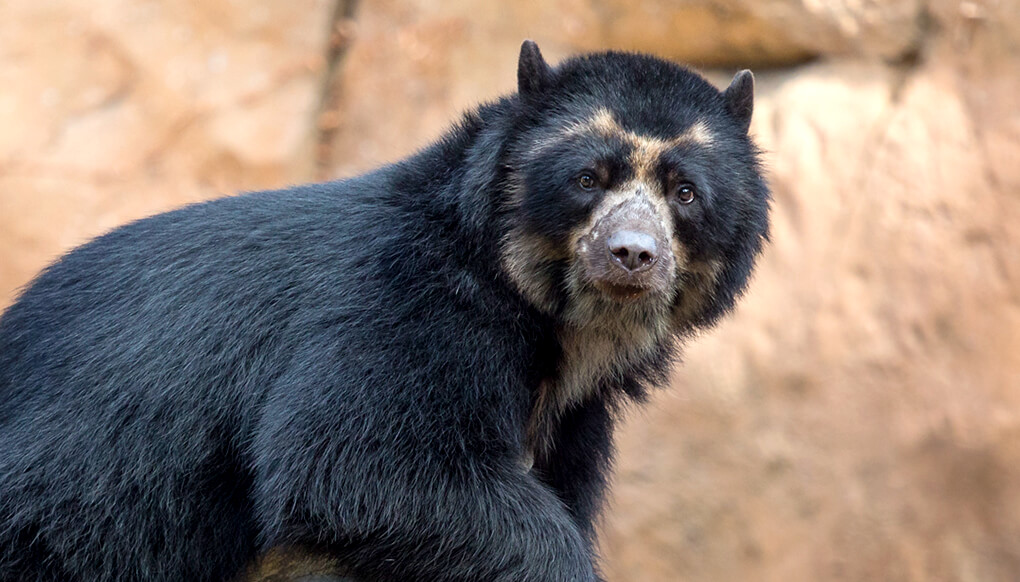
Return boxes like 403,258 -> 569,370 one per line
723,69 -> 755,134
518,40 -> 551,102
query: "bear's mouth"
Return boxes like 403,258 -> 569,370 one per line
595,282 -> 652,301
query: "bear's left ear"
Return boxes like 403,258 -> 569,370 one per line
518,40 -> 551,102
723,69 -> 754,134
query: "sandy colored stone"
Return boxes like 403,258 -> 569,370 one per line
0,0 -> 333,305
571,0 -> 926,64
562,0 -> 817,67
743,0 -> 927,60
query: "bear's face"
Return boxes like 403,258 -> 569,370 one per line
499,47 -> 769,344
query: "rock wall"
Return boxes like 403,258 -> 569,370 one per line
2,1 -> 1019,580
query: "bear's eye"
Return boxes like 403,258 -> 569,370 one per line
576,172 -> 598,191
675,183 -> 696,204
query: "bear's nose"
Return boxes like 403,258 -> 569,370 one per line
607,230 -> 658,273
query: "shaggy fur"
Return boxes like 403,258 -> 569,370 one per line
0,42 -> 769,582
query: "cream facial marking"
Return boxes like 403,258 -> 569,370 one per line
535,107 -> 714,162
569,181 -> 674,248
505,106 -> 708,313
499,227 -> 566,314
515,110 -> 721,462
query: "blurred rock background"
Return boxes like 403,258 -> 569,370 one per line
1,0 -> 1018,580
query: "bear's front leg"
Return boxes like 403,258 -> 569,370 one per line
249,346 -> 600,582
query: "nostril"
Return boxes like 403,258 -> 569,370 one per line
607,230 -> 658,273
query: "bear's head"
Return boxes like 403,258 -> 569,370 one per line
497,40 -> 770,342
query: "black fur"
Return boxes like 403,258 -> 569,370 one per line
0,46 -> 769,582
723,70 -> 755,135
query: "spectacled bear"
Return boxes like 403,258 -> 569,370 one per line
0,41 -> 769,582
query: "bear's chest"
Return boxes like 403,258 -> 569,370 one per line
522,323 -> 662,470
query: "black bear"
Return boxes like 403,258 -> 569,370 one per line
0,41 -> 769,582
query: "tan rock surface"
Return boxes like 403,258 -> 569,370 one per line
2,1 -> 1019,581
0,0 -> 333,305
